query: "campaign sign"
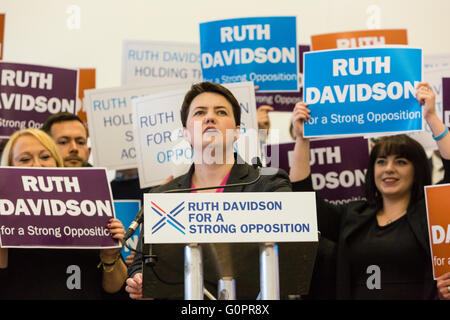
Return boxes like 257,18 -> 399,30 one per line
84,83 -> 188,170
114,200 -> 140,261
133,88 -> 190,188
0,167 -> 120,249
444,78 -> 450,127
255,45 -> 310,112
424,54 -> 450,70
143,192 -> 317,244
0,14 -> 5,60
425,184 -> 450,278
303,47 -> 422,137
76,68 -> 96,124
0,62 -> 78,138
311,29 -> 408,51
132,81 -> 259,188
121,40 -> 202,86
266,137 -> 369,204
200,16 -> 298,92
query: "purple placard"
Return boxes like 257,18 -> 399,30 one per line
0,167 -> 119,248
443,78 -> 450,127
255,45 -> 310,112
0,62 -> 78,138
266,136 -> 369,204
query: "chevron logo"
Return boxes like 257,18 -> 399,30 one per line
151,201 -> 185,235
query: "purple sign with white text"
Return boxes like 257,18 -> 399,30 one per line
266,136 -> 369,204
0,167 -> 119,248
443,78 -> 450,127
0,62 -> 78,138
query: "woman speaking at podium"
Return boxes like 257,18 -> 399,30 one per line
289,82 -> 450,300
126,81 -> 292,299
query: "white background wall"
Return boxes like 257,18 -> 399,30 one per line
1,0 -> 449,144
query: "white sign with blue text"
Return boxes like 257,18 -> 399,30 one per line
122,40 -> 202,86
132,81 -> 259,189
143,192 -> 317,244
303,47 -> 423,137
200,16 -> 299,92
84,83 -> 189,170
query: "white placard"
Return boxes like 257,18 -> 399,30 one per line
132,81 -> 260,188
221,81 -> 260,164
424,54 -> 450,71
133,88 -> 190,188
143,192 -> 318,244
122,40 -> 202,86
84,83 -> 189,170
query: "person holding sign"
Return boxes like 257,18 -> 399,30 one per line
0,128 -> 128,299
126,82 -> 292,299
290,82 -> 450,300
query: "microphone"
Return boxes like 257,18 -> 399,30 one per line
123,207 -> 144,241
123,157 -> 263,240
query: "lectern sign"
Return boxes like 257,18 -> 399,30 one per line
143,192 -> 317,244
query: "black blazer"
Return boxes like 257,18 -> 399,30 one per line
127,160 -> 292,278
293,158 -> 450,300
153,160 -> 292,193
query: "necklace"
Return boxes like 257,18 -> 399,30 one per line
378,210 -> 406,226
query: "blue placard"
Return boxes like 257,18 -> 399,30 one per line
200,16 -> 299,92
303,47 -> 422,137
114,200 -> 140,261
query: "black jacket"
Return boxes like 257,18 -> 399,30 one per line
293,158 -> 450,300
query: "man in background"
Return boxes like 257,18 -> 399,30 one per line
42,112 -> 91,167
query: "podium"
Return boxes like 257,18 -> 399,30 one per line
141,191 -> 318,300
142,241 -> 318,299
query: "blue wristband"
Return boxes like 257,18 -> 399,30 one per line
432,127 -> 449,141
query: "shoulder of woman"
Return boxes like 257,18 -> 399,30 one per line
150,174 -> 189,193
255,167 -> 291,191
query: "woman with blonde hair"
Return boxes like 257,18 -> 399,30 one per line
0,128 -> 64,269
0,128 -> 128,299
0,128 -> 64,167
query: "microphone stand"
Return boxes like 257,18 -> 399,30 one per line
259,242 -> 280,300
184,243 -> 204,300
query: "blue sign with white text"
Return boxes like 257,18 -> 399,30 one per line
200,16 -> 299,92
114,200 -> 140,261
303,47 -> 422,137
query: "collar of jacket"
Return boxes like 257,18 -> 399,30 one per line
172,155 -> 258,193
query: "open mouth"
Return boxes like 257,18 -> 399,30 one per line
203,126 -> 218,134
382,177 -> 399,184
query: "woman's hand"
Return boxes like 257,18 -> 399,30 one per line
101,218 -> 125,258
416,82 -> 436,121
291,102 -> 311,139
436,272 -> 450,300
126,273 -> 143,299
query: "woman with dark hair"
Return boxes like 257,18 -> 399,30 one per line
125,82 -> 292,299
290,82 -> 450,300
